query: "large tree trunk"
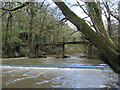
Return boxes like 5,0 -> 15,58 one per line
53,1 -> 119,73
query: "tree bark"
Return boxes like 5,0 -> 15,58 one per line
53,1 -> 119,73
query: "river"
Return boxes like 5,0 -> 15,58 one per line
2,56 -> 118,88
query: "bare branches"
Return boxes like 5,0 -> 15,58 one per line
76,0 -> 89,16
60,18 -> 68,22
103,2 -> 120,22
40,0 -> 45,9
110,12 -> 120,22
0,2 -> 30,11
102,7 -> 108,18
0,11 -> 7,18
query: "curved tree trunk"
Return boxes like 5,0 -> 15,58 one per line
53,1 -> 119,73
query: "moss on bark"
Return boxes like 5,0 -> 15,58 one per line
53,1 -> 119,73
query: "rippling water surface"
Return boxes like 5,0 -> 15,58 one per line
2,57 -> 118,88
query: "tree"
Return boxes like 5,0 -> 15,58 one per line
1,2 -> 75,57
52,0 -> 119,73
1,1 -> 119,73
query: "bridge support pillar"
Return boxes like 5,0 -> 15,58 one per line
87,43 -> 93,59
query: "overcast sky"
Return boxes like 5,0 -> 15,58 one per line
46,0 -> 90,29
45,0 -> 119,29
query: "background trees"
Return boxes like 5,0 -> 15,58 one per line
2,2 -> 84,57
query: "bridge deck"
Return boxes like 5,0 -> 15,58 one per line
3,41 -> 89,47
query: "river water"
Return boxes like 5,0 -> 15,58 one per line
2,57 -> 118,88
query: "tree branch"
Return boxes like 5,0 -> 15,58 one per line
103,2 -> 120,22
76,0 -> 89,16
0,11 -> 8,17
0,2 -> 30,11
110,12 -> 120,22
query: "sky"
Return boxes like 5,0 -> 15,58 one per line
45,0 -> 119,29
45,0 -> 90,29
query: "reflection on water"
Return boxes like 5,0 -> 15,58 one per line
2,57 -> 107,66
2,57 -> 118,88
